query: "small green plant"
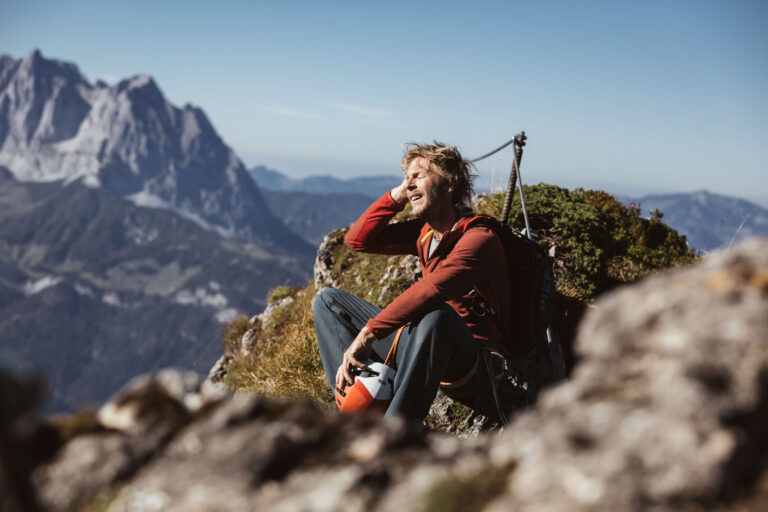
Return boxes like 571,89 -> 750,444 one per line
267,285 -> 299,304
77,485 -> 125,512
476,185 -> 696,300
423,400 -> 474,432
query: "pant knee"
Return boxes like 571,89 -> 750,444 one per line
312,287 -> 338,314
405,306 -> 452,349
417,305 -> 453,331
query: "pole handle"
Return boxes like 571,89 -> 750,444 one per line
499,132 -> 526,226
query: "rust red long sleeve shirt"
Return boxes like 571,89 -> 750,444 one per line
344,192 -> 511,351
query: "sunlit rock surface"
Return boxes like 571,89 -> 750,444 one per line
3,238 -> 766,511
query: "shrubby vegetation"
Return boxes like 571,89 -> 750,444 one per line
220,185 -> 697,411
476,185 -> 696,300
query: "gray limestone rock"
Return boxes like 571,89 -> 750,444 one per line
32,369 -> 228,511
485,238 -> 768,511
314,230 -> 345,290
377,254 -> 420,303
257,296 -> 295,333
206,354 -> 233,384
17,238 -> 768,511
107,395 -> 434,512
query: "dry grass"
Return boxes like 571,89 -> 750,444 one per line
220,314 -> 253,354
224,283 -> 333,406
221,230 -> 416,408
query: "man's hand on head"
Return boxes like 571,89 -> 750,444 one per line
390,176 -> 409,205
336,326 -> 376,389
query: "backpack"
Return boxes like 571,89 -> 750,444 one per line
466,215 -> 556,361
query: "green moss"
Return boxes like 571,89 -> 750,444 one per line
447,401 -> 474,423
421,465 -> 512,512
268,285 -> 300,304
329,246 -> 412,308
424,400 -> 475,432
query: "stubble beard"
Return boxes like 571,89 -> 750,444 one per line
411,186 -> 448,221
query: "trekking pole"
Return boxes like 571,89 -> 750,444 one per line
497,132 -> 567,381
499,132 -> 524,226
510,133 -> 533,239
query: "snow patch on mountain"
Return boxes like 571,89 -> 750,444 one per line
103,292 -> 122,307
174,284 -> 240,323
175,287 -> 229,309
0,50 -> 313,252
23,276 -> 62,295
215,308 -> 240,323
74,283 -> 96,298
127,190 -> 235,238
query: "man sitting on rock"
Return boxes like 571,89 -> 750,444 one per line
313,142 -> 511,421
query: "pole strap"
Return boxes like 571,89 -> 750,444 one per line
383,324 -> 408,369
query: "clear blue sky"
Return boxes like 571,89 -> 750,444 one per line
2,0 -> 767,205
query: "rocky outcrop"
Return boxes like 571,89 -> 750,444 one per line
7,238 -> 767,511
27,370 -> 228,511
314,230 -> 346,289
483,238 -> 768,510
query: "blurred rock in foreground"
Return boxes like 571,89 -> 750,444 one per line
4,238 -> 767,511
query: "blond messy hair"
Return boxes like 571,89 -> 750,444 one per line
401,141 -> 476,209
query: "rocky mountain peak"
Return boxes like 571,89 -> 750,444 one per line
16,49 -> 88,88
116,74 -> 163,103
0,50 -> 311,252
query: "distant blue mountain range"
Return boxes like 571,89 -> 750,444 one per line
621,190 -> 768,253
250,165 -> 768,254
249,166 -> 401,198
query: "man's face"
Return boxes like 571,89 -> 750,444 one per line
405,158 -> 451,219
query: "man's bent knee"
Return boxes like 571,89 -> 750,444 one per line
312,287 -> 339,314
413,304 -> 455,332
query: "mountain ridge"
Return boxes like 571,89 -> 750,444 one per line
622,189 -> 768,252
0,49 -> 311,254
249,165 -> 401,198
0,167 -> 311,412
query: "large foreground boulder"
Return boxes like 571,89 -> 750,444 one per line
10,238 -> 768,511
481,238 -> 768,510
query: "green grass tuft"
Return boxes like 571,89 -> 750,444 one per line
268,285 -> 300,304
224,283 -> 333,406
220,315 -> 253,354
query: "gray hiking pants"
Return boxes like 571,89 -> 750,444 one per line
313,287 -> 491,421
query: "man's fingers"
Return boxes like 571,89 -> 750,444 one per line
338,342 -> 373,389
335,366 -> 344,390
348,357 -> 367,369
342,365 -> 351,386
